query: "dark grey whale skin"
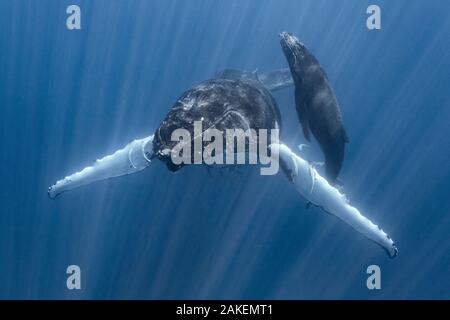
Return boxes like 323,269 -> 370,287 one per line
153,78 -> 281,171
279,32 -> 349,184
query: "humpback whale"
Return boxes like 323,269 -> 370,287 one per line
279,32 -> 349,184
48,68 -> 286,196
48,65 -> 397,257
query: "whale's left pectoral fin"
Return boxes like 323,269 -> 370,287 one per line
273,143 -> 398,258
48,135 -> 155,198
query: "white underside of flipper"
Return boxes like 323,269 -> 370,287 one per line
275,143 -> 398,258
48,135 -> 154,198
48,135 -> 397,257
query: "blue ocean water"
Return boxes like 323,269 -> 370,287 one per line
0,0 -> 449,299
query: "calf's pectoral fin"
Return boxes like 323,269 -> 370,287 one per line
295,89 -> 311,142
323,141 -> 345,184
341,126 -> 349,143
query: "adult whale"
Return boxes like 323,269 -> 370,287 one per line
48,69 -> 285,195
280,32 -> 349,184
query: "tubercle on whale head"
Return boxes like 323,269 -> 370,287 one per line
279,32 -> 303,50
279,31 -> 295,42
279,31 -> 308,67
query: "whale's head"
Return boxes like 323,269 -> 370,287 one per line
279,32 -> 311,73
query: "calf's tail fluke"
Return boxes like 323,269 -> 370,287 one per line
48,135 -> 155,198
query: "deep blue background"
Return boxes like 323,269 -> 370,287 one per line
0,0 -> 449,299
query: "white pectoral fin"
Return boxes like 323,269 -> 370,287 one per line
48,135 -> 155,198
274,143 -> 398,258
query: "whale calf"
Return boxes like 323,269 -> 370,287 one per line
280,32 -> 349,184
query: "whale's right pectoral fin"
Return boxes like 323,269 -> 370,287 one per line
48,135 -> 155,198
